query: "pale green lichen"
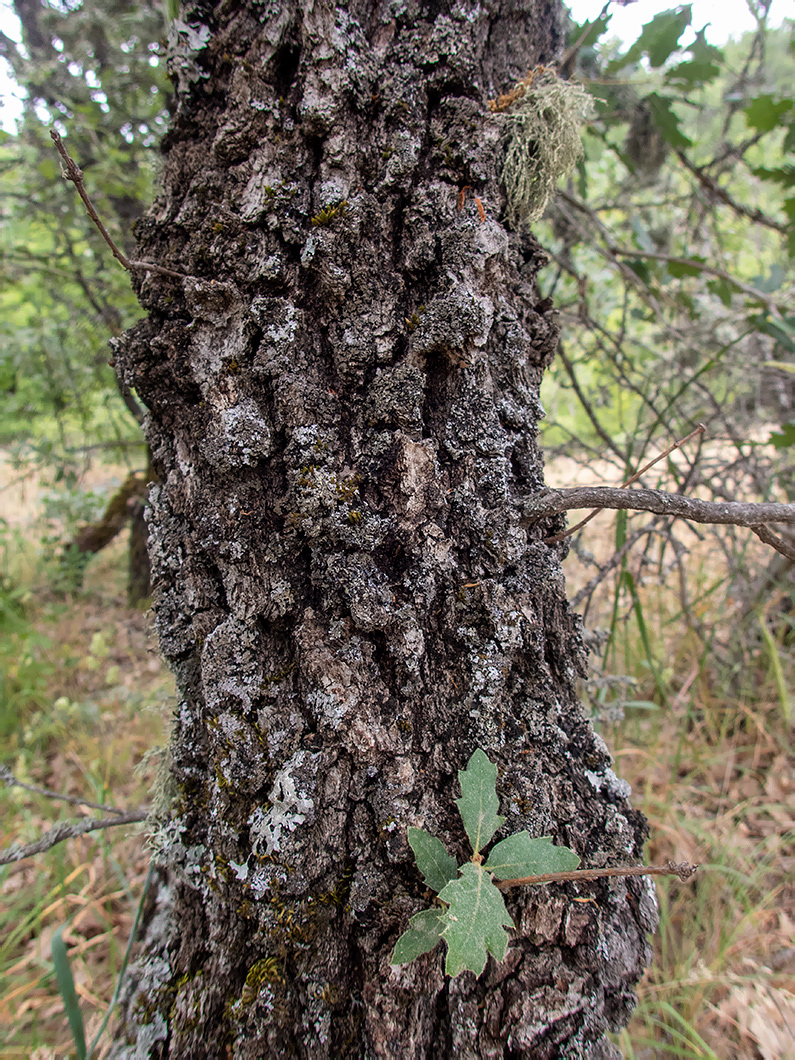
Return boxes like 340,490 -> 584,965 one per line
495,69 -> 594,227
248,751 -> 314,856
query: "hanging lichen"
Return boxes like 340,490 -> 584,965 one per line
491,67 -> 594,228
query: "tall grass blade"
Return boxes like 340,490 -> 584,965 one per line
88,860 -> 154,1057
624,570 -> 669,706
52,923 -> 87,1060
756,611 -> 792,723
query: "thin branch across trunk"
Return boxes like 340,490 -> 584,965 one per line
524,485 -> 795,530
1,809 -> 149,866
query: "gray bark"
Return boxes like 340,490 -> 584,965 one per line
111,1 -> 656,1056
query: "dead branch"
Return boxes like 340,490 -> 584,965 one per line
50,129 -> 187,280
495,859 -> 698,890
545,424 -> 705,544
675,148 -> 788,235
1,764 -> 130,816
524,486 -> 795,528
1,810 -> 149,866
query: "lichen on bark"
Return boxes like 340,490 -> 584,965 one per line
110,1 -> 657,1057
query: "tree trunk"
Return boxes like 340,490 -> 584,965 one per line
112,2 -> 656,1056
128,493 -> 153,605
60,472 -> 148,594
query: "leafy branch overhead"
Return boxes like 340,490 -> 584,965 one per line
392,750 -> 695,977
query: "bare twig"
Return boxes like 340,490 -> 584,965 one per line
0,764 -> 133,816
675,148 -> 787,234
751,525 -> 795,562
607,246 -> 786,317
49,129 -> 187,280
495,859 -> 698,890
1,810 -> 149,866
556,342 -> 626,463
525,485 -> 795,533
570,519 -> 665,610
545,425 -> 706,544
558,3 -> 609,76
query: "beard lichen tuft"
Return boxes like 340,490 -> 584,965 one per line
492,68 -> 594,228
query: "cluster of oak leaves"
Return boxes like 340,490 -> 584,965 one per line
391,750 -> 580,976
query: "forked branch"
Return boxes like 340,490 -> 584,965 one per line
526,487 -> 795,560
50,129 -> 187,280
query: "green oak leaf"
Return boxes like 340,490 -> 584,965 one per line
665,31 -> 722,88
625,259 -> 653,285
752,165 -> 795,189
608,7 -> 691,72
769,422 -> 795,449
646,92 -> 692,149
483,833 -> 580,881
666,256 -> 706,279
438,863 -> 513,977
408,827 -> 458,893
707,277 -> 734,307
744,95 -> 794,133
455,749 -> 505,855
569,11 -> 611,51
391,908 -> 446,965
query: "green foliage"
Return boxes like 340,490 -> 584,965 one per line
608,6 -> 693,70
1,0 -> 167,529
454,747 -> 505,855
407,827 -> 458,892
769,421 -> 795,448
644,92 -> 691,149
392,749 -> 579,977
537,7 -> 795,706
437,863 -> 513,977
390,907 -> 445,965
482,833 -> 580,880
0,529 -> 56,758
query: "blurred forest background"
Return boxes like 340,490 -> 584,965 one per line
0,1 -> 792,1056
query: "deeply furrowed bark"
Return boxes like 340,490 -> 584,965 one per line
111,1 -> 656,1056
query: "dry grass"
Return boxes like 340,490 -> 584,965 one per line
0,458 -> 792,1058
561,490 -> 794,1058
0,551 -> 172,1057
0,461 -> 172,1057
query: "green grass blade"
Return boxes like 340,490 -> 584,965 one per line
757,611 -> 792,723
88,860 -> 155,1057
655,1001 -> 720,1058
52,923 -> 87,1060
624,570 -> 669,706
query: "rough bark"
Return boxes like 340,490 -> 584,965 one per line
128,494 -> 153,604
111,1 -> 656,1056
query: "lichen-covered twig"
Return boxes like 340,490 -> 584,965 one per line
1,810 -> 149,866
525,486 -> 795,559
545,424 -> 706,544
525,486 -> 795,527
752,525 -> 795,562
495,859 -> 698,890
